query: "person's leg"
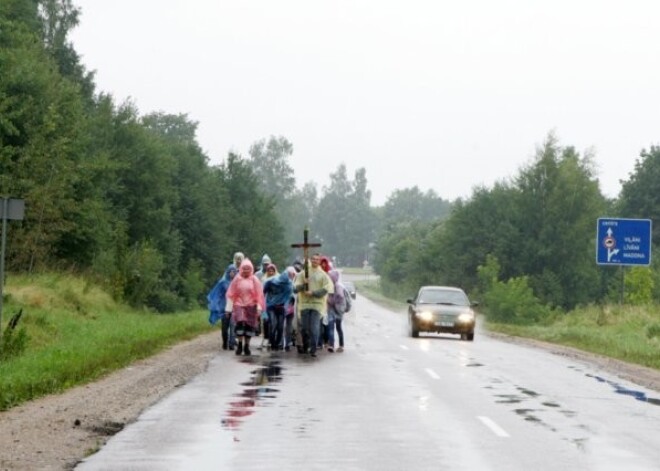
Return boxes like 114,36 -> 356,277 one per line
300,310 -> 312,353
296,314 -> 305,353
262,316 -> 270,344
274,307 -> 285,349
235,322 -> 244,355
335,318 -> 344,351
221,317 -> 229,350
309,310 -> 321,356
267,308 -> 277,348
284,314 -> 294,351
228,314 -> 236,349
317,319 -> 324,349
326,317 -> 335,352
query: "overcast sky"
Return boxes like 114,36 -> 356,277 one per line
69,0 -> 660,206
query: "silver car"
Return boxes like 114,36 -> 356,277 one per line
407,286 -> 477,341
343,281 -> 357,299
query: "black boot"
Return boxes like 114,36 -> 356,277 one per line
236,342 -> 243,355
244,341 -> 251,356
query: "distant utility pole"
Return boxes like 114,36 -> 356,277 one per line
0,198 -> 25,336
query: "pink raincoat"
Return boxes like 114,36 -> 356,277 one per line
226,259 -> 266,329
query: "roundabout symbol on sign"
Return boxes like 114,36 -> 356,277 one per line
603,236 -> 616,249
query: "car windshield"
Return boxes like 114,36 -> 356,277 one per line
418,289 -> 469,306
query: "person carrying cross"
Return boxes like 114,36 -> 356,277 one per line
293,253 -> 334,357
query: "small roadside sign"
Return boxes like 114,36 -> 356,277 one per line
596,218 -> 652,266
1,198 -> 26,335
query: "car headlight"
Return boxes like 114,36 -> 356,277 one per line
457,312 -> 475,323
416,311 -> 434,321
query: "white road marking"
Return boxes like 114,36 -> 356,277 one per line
477,416 -> 510,438
425,368 -> 440,379
418,395 -> 430,411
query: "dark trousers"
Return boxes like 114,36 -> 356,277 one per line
268,305 -> 286,349
335,318 -> 344,347
300,309 -> 321,354
221,313 -> 236,348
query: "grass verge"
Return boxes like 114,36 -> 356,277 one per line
486,304 -> 660,370
354,279 -> 407,312
0,273 -> 212,411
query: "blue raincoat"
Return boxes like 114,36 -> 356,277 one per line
207,264 -> 237,325
262,270 -> 294,308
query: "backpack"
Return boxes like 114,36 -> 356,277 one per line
343,287 -> 352,313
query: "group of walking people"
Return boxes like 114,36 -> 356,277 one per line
207,251 -> 352,357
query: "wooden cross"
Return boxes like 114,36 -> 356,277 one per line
290,226 -> 322,291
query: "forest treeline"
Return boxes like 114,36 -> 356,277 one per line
2,2 -> 659,319
0,1 -> 449,312
373,137 -> 660,321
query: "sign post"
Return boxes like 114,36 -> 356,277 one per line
596,217 -> 652,303
0,198 -> 25,336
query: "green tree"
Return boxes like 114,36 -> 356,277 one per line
0,0 -> 40,33
248,136 -> 295,199
313,164 -> 352,262
382,187 -> 452,226
284,182 -> 319,260
247,135 -> 311,257
344,168 -> 377,266
142,112 -> 234,289
618,146 -> 660,244
218,153 -> 287,266
435,182 -> 520,293
313,164 -> 376,267
624,267 -> 654,305
0,15 -> 86,271
514,135 -> 605,307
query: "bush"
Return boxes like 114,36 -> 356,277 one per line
147,290 -> 185,313
646,323 -> 660,340
180,259 -> 206,309
123,242 -> 165,308
624,267 -> 654,305
483,276 -> 553,325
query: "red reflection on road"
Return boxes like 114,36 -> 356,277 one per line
221,360 -> 284,430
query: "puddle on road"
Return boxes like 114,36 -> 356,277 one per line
495,394 -> 523,404
517,387 -> 539,397
587,374 -> 660,406
222,359 -> 284,430
492,386 -> 539,404
514,408 -> 541,422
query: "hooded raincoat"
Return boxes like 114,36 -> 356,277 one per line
226,259 -> 266,330
207,264 -> 237,325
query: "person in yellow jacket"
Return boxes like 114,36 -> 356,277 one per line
293,253 -> 334,357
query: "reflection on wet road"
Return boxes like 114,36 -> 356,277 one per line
588,373 -> 660,406
222,359 -> 284,431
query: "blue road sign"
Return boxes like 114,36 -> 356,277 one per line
596,218 -> 652,266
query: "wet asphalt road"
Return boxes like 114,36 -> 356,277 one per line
77,282 -> 660,470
